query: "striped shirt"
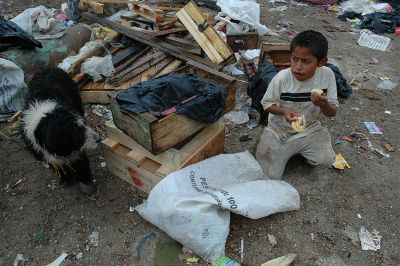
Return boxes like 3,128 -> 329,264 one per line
261,66 -> 338,142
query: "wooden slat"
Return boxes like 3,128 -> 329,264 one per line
82,12 -> 222,70
102,138 -> 119,150
80,91 -> 109,104
185,2 -> 233,59
176,8 -> 223,64
155,59 -> 183,78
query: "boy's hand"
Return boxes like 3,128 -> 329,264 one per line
311,93 -> 328,107
284,110 -> 300,123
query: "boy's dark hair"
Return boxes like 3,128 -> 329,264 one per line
290,30 -> 328,61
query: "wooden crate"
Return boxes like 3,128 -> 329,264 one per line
101,120 -> 225,194
259,43 -> 291,70
226,33 -> 258,52
109,63 -> 236,154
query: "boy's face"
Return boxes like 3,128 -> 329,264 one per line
290,47 -> 327,81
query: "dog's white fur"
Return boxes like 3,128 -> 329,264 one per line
22,100 -> 98,167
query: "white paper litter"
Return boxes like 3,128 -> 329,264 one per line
243,49 -> 260,60
224,111 -> 249,124
46,252 -> 68,266
377,80 -> 397,91
359,226 -> 381,251
364,122 -> 382,135
223,64 -> 245,76
357,30 -> 391,52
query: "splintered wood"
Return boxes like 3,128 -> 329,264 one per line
176,1 -> 235,65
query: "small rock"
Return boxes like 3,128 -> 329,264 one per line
372,58 -> 379,64
268,234 -> 277,246
76,253 -> 83,260
13,254 -> 26,266
89,231 -> 99,247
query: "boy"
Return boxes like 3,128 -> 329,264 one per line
256,30 -> 338,179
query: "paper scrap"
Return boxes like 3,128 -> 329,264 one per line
382,143 -> 395,152
364,122 -> 382,135
359,226 -> 381,251
332,153 -> 351,170
357,30 -> 390,52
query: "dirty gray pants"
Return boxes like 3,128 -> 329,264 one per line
255,128 -> 335,179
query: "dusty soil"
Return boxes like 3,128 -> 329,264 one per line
1,1 -> 400,265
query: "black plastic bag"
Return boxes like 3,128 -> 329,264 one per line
325,63 -> 352,98
0,15 -> 42,52
116,73 -> 226,124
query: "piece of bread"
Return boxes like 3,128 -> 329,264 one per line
292,115 -> 306,133
311,88 -> 324,95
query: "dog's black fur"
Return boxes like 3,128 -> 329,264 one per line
21,68 -> 100,194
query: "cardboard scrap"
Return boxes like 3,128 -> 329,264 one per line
332,153 -> 351,170
261,254 -> 298,266
382,143 -> 396,152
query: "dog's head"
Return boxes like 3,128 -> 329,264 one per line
23,101 -> 100,161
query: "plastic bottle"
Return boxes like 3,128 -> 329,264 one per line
214,256 -> 241,266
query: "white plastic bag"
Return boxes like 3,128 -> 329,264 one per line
58,41 -> 105,73
81,55 -> 115,82
0,59 -> 27,121
136,151 -> 300,263
216,0 -> 273,36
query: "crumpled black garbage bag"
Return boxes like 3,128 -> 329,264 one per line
0,15 -> 42,52
360,9 -> 400,34
247,61 -> 278,122
325,63 -> 352,98
116,73 -> 226,124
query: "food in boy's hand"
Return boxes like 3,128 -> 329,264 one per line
292,115 -> 306,133
311,88 -> 324,95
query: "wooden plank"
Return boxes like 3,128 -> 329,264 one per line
82,12 -> 222,70
151,112 -> 205,154
80,91 -> 109,104
112,51 -> 168,86
82,0 -> 104,14
176,8 -> 223,64
184,1 -> 234,59
155,59 -> 183,78
102,138 -> 119,150
88,0 -> 129,3
152,27 -> 187,37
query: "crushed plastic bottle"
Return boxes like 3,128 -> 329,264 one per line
214,256 -> 241,266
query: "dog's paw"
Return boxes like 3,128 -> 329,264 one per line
78,182 -> 97,196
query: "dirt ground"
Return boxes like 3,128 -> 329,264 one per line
1,1 -> 400,265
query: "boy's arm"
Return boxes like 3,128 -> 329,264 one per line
311,94 -> 337,117
266,104 -> 299,123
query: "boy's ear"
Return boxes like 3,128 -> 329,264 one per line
318,57 -> 328,67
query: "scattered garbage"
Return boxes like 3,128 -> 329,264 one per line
90,104 -> 113,120
351,107 -> 360,111
11,6 -> 68,40
240,238 -> 244,263
357,29 -> 391,52
100,161 -> 107,168
260,253 -> 298,266
364,122 -> 383,135
136,151 -> 300,262
332,153 -> 351,170
135,231 -> 156,259
269,6 -> 288,12
0,58 -> 28,121
368,140 -> 390,158
382,143 -> 395,152
384,110 -> 392,115
13,254 -> 26,266
46,252 -> 68,266
129,206 -> 135,212
343,225 -> 360,247
243,49 -> 260,60
359,226 -> 381,251
89,231 -> 99,247
81,55 -> 115,82
377,80 -> 397,91
224,111 -> 249,125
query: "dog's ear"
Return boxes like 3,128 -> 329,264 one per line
35,109 -> 86,157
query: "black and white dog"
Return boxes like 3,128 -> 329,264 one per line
21,68 -> 100,195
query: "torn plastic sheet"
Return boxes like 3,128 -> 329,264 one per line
216,0 -> 274,36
